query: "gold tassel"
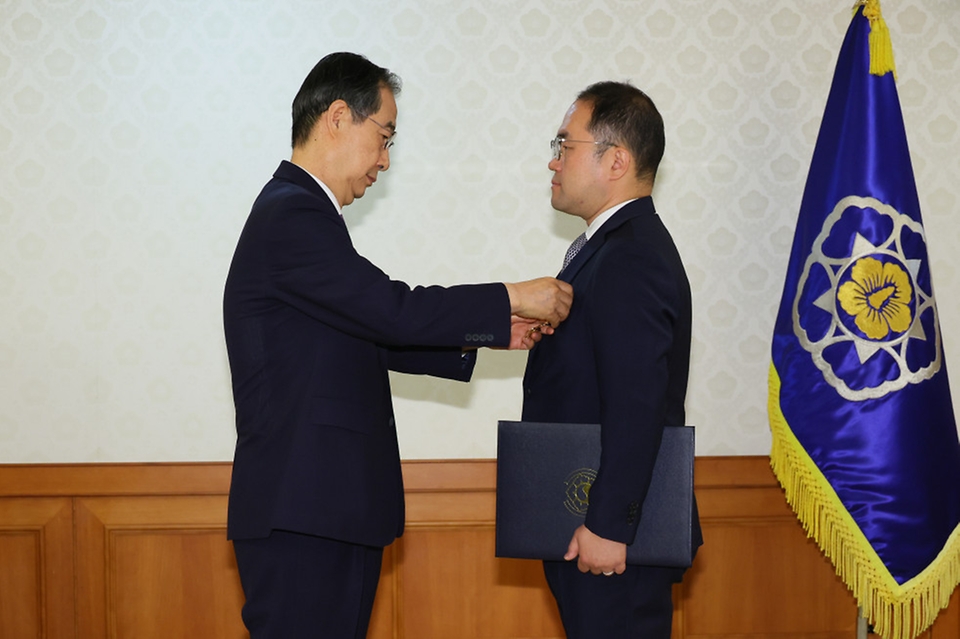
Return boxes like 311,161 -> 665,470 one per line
855,0 -> 897,77
769,362 -> 960,638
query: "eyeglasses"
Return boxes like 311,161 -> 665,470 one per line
366,115 -> 396,150
550,136 -> 609,161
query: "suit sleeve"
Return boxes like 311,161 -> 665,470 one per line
583,245 -> 681,544
263,191 -> 511,348
386,347 -> 477,382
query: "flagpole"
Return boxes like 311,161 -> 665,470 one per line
857,608 -> 868,639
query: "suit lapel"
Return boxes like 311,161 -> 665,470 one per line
557,198 -> 653,283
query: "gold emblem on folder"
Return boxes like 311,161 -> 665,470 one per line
563,468 -> 597,516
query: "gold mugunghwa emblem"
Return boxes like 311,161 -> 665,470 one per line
564,468 -> 597,516
792,195 -> 941,401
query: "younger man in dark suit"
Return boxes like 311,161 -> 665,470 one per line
223,52 -> 572,639
521,82 -> 701,638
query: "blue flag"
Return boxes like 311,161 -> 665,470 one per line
769,3 -> 960,638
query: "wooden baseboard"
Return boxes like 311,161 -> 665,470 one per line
0,458 -> 956,638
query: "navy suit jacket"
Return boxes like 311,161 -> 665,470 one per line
224,161 -> 511,547
522,197 -> 701,550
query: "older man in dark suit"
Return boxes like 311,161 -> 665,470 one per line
521,81 -> 701,639
223,52 -> 572,639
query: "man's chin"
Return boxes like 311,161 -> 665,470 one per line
342,191 -> 364,207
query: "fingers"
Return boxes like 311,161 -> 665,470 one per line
517,331 -> 540,349
569,524 -> 627,576
542,279 -> 573,325
584,563 -> 625,576
505,278 -> 574,327
508,316 -> 550,350
525,321 -> 551,343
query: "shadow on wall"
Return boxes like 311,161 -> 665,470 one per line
390,349 -> 528,407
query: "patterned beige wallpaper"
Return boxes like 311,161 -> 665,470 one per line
1,0 -> 958,461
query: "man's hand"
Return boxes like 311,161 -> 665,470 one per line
507,316 -> 554,350
504,278 -> 573,328
564,524 -> 627,576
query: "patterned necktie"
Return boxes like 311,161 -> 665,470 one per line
562,232 -> 587,271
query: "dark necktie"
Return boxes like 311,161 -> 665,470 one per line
562,232 -> 587,271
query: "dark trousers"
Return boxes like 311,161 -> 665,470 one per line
543,560 -> 683,639
233,529 -> 383,639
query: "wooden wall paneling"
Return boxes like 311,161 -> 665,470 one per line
931,588 -> 959,637
0,463 -> 233,499
397,525 -> 564,639
0,497 -> 75,639
1,459 -> 958,639
687,464 -> 858,639
74,495 -> 246,639
395,460 -> 563,639
399,461 -> 564,639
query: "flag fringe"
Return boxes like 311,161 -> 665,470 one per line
857,0 -> 897,77
769,362 -> 960,639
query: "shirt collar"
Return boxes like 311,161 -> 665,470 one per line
294,163 -> 343,217
584,198 -> 638,240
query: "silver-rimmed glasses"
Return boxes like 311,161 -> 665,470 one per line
550,136 -> 609,161
367,116 -> 396,150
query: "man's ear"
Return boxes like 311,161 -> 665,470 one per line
325,99 -> 351,134
608,147 -> 632,181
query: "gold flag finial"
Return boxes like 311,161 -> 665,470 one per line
855,0 -> 897,77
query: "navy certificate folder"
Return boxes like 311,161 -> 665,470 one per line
495,421 -> 695,567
